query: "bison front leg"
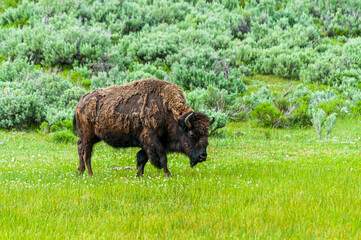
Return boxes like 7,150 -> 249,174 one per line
136,149 -> 148,177
156,146 -> 170,176
161,155 -> 170,177
145,145 -> 170,177
140,131 -> 170,176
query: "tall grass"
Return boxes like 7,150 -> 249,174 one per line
1,118 -> 361,239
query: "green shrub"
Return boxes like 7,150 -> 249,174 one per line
272,52 -> 303,79
229,100 -> 253,121
42,119 -> 76,143
288,97 -> 311,127
312,108 -> 326,139
243,86 -> 273,109
308,89 -> 349,116
49,125 -> 60,133
0,14 -> 112,67
0,0 -> 21,14
90,63 -> 167,90
0,58 -> 39,82
245,85 -> 312,128
48,119 -> 73,133
45,108 -> 76,126
0,1 -> 36,28
186,86 -> 234,135
0,60 -> 85,128
168,47 -> 247,94
324,113 -> 337,138
38,121 -> 49,135
343,38 -> 361,68
186,86 -> 237,113
252,102 -> 286,128
230,15 -> 251,40
0,93 -> 45,129
351,101 -> 361,115
311,109 -> 337,140
317,99 -> 346,116
42,18 -> 112,66
205,110 -> 229,137
51,129 -> 76,144
120,30 -> 179,64
221,0 -> 240,10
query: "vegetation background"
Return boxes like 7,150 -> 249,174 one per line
0,0 -> 361,238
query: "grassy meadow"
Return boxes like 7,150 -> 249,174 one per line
1,0 -> 361,238
1,117 -> 361,239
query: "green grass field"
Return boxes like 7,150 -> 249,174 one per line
1,118 -> 361,239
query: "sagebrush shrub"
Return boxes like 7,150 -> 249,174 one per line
243,86 -> 273,109
312,108 -> 326,139
0,1 -> 36,27
324,113 -> 337,138
186,86 -> 237,113
0,58 -> 38,82
311,108 -> 337,140
0,60 -> 85,128
186,86 -> 232,136
205,110 -> 229,137
1,0 -> 361,133
0,93 -> 45,129
170,49 -> 247,93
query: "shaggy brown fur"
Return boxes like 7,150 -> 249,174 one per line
74,78 -> 213,176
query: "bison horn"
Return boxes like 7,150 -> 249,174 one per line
209,117 -> 215,125
185,112 -> 193,128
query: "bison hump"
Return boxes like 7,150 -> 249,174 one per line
161,84 -> 192,119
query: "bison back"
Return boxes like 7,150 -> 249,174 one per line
75,79 -> 192,148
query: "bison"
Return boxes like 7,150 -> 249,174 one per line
74,78 -> 214,176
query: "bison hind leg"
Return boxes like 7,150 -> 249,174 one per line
136,149 -> 148,177
77,139 -> 86,175
77,136 -> 100,176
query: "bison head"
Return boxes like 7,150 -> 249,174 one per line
179,112 -> 215,167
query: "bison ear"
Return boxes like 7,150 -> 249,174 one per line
178,118 -> 186,129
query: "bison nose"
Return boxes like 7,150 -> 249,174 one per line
199,153 -> 207,161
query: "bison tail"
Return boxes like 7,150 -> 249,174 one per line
73,114 -> 78,136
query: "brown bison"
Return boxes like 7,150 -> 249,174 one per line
74,78 -> 214,176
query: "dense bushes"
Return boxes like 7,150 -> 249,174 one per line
0,59 -> 85,129
0,15 -> 112,66
236,83 -> 361,129
0,0 -> 361,132
170,49 -> 247,92
0,92 -> 45,129
233,0 -> 361,84
186,86 -> 235,135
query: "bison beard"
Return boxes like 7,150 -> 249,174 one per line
74,78 -> 214,177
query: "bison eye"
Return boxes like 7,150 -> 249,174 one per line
189,132 -> 196,139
